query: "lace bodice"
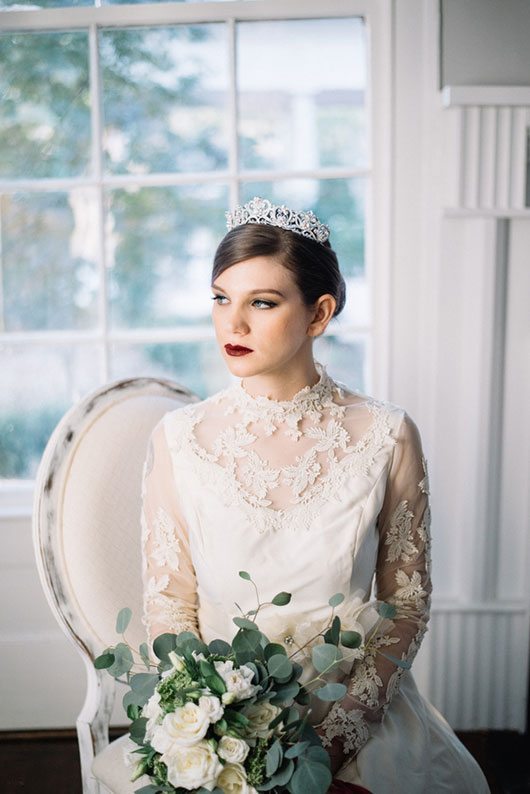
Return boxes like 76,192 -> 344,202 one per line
140,362 -> 432,764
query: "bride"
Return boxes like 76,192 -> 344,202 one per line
141,197 -> 490,793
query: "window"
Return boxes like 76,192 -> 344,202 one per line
0,0 -> 386,481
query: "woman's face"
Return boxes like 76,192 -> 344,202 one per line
211,255 -> 317,380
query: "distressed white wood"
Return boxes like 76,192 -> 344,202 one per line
32,377 -> 198,793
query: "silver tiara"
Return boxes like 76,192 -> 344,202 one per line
225,196 -> 330,243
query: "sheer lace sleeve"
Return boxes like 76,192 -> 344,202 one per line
318,411 -> 432,760
141,415 -> 200,646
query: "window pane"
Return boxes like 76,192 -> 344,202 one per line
101,25 -> 229,174
0,191 -> 100,331
0,0 -> 91,6
110,339 -> 230,399
0,343 -> 102,479
314,334 -> 367,393
237,18 -> 367,171
0,32 -> 90,178
239,178 -> 365,278
106,183 -> 228,329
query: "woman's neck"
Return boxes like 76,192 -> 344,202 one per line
240,360 -> 321,402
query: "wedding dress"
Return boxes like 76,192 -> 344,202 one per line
141,362 -> 490,794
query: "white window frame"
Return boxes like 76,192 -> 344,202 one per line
0,0 -> 393,512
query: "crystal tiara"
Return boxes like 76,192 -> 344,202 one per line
225,196 -> 330,243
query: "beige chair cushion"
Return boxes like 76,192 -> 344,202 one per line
92,733 -> 151,793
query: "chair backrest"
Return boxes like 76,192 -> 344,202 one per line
32,376 -> 199,791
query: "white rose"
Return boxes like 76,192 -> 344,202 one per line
151,702 -> 210,753
142,690 -> 163,743
241,700 -> 281,740
199,693 -> 225,723
214,660 -> 260,701
163,739 -> 223,791
217,735 -> 250,764
216,762 -> 255,794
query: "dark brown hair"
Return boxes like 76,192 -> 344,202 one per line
211,223 -> 346,318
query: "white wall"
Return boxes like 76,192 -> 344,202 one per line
441,0 -> 530,86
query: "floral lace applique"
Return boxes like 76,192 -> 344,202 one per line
168,363 -> 396,534
384,500 -> 418,562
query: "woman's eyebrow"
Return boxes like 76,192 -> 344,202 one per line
211,284 -> 285,298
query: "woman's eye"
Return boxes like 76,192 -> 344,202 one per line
211,295 -> 228,304
252,299 -> 276,309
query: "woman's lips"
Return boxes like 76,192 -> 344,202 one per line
225,344 -> 253,356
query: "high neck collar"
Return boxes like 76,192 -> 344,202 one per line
230,361 -> 340,415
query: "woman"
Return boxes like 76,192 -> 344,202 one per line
141,197 -> 490,793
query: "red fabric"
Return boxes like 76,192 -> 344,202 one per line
329,782 -> 372,794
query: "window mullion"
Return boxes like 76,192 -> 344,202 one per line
89,23 -> 109,382
228,16 -> 239,209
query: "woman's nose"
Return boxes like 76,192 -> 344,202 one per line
227,305 -> 249,334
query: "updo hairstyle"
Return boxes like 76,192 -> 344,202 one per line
211,223 -> 346,318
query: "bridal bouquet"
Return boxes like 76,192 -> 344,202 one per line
95,572 -> 401,794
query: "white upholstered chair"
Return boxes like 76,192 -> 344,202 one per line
32,377 -> 199,793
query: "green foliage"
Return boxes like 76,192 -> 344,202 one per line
107,643 -> 134,678
267,654 -> 293,681
328,592 -> 345,608
340,630 -> 363,649
271,591 -> 291,606
94,651 -> 115,670
233,617 -> 259,631
232,627 -> 264,665
289,757 -> 332,794
152,633 -> 179,663
314,682 -> 347,702
311,642 -> 342,674
239,571 -> 251,580
116,607 -> 132,634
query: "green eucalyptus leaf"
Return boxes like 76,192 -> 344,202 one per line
290,758 -> 331,794
271,681 -> 300,702
271,591 -> 292,606
328,592 -> 345,608
239,570 -> 251,580
314,682 -> 347,701
152,633 -> 179,663
129,716 -> 147,746
284,740 -> 310,758
130,673 -> 159,702
139,642 -> 151,669
330,615 -> 341,645
233,617 -> 259,631
107,643 -> 134,678
123,690 -> 145,710
94,652 -> 115,670
116,607 -> 132,634
311,642 -> 342,673
305,745 -> 331,766
267,653 -> 293,679
340,630 -> 363,649
208,638 -> 232,655
264,642 -> 287,660
232,628 -> 262,664
377,602 -> 397,619
266,739 -> 283,776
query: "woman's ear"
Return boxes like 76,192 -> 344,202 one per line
307,294 -> 336,337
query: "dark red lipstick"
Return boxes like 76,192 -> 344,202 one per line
225,344 -> 253,356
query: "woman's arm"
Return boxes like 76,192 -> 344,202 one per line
316,411 -> 432,765
141,415 -> 200,646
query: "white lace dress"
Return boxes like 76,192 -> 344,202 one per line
141,362 -> 490,794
